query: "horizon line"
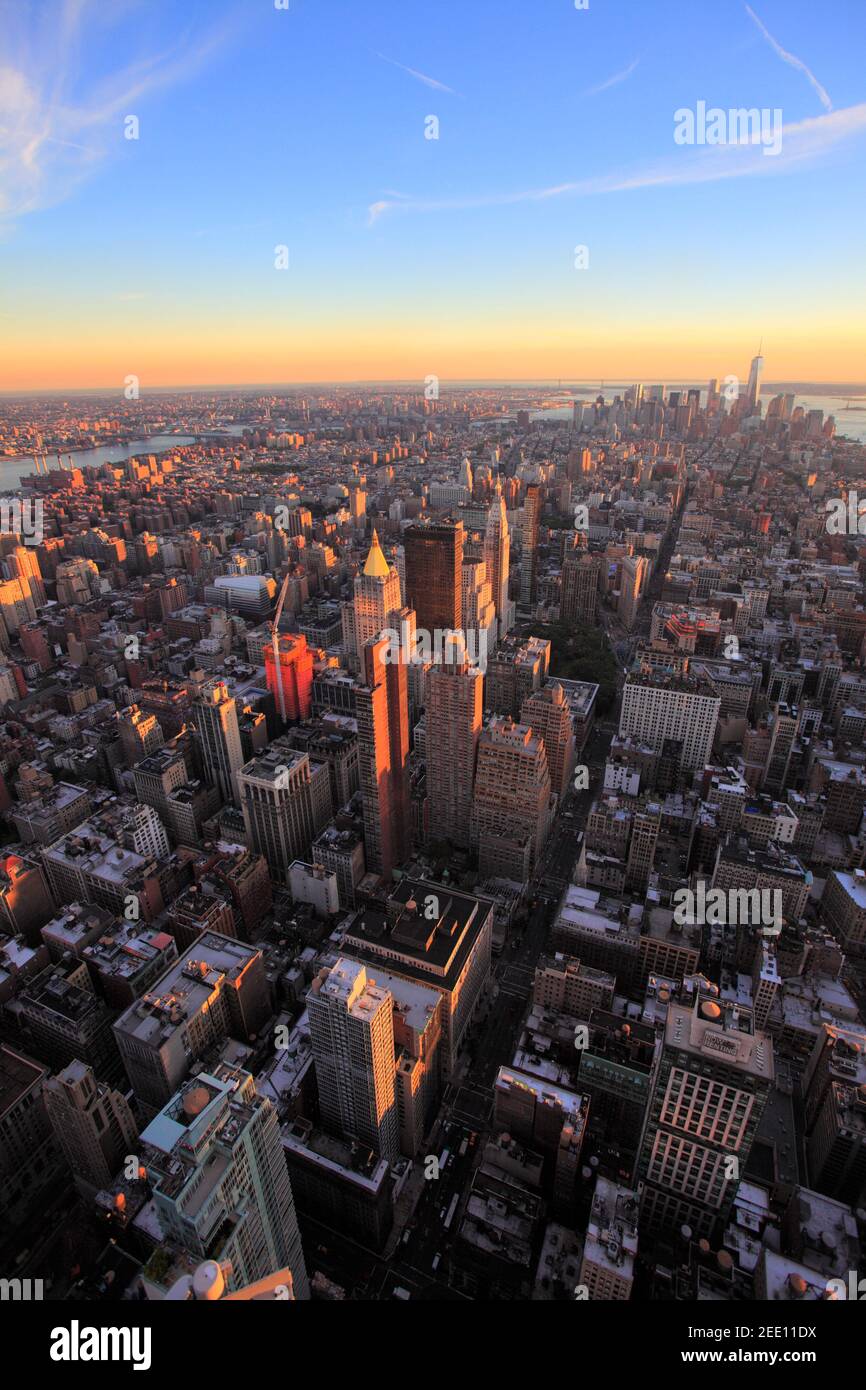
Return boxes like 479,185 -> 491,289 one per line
3,378 -> 866,397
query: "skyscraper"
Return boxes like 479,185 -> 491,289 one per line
471,716 -> 553,873
238,745 -> 317,883
483,484 -> 511,636
637,983 -> 773,1239
404,519 -> 463,636
355,633 -> 410,879
521,682 -> 575,803
426,640 -> 484,847
560,549 -> 599,626
460,558 -> 496,668
264,632 -> 313,723
193,679 -> 244,804
347,530 -> 403,669
142,1065 -> 309,1298
307,958 -> 399,1160
618,554 -> 649,632
519,483 -> 541,607
43,1059 -> 138,1195
746,352 -> 764,413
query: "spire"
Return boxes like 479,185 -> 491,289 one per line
363,529 -> 390,579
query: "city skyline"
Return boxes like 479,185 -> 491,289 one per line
1,0 -> 865,388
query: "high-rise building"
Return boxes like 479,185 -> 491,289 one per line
426,641 -> 483,848
141,1065 -> 309,1299
264,632 -> 313,723
579,1176 -> 639,1300
118,704 -> 165,768
43,1059 -> 138,1195
193,679 -> 244,804
637,983 -> 773,1239
619,665 -> 720,771
347,530 -> 403,669
521,682 -> 575,803
560,549 -> 599,626
460,558 -> 496,666
483,485 -> 511,636
618,554 -> 649,632
0,1044 -> 63,1236
238,745 -> 318,884
355,633 -> 410,880
519,483 -> 541,607
113,932 -> 270,1117
746,352 -> 764,413
404,519 -> 463,636
307,958 -> 399,1160
471,716 -> 553,872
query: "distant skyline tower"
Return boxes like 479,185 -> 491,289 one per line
356,632 -> 410,879
519,483 -> 541,608
307,958 -> 399,1161
193,679 -> 244,804
746,349 -> 764,413
426,639 -> 484,848
404,519 -> 463,637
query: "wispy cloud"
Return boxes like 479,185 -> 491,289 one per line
374,52 -> 456,95
584,59 -> 640,98
745,4 -> 832,112
0,0 -> 234,222
367,102 -> 866,224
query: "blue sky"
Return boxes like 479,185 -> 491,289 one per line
2,0 -> 865,385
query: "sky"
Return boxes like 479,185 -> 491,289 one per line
1,0 -> 864,390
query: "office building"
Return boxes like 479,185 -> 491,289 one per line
404,519 -> 463,635
355,633 -> 410,880
426,642 -> 483,848
636,983 -> 773,1239
141,1065 -> 309,1299
238,745 -> 318,884
113,933 -> 270,1116
519,483 -> 540,607
471,717 -> 553,871
193,679 -> 244,804
307,959 -> 400,1160
43,1059 -> 138,1195
521,682 -> 575,803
